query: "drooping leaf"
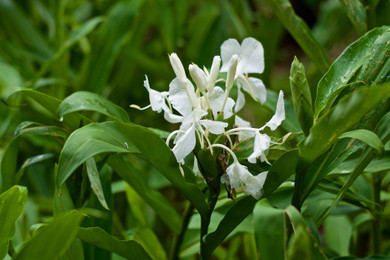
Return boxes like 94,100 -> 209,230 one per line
15,210 -> 84,260
299,84 -> 390,163
264,0 -> 330,72
76,227 -> 152,260
315,26 -> 390,118
0,186 -> 27,259
58,91 -> 130,123
57,121 -> 208,217
339,129 -> 384,155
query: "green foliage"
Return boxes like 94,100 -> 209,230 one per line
1,0 -> 390,259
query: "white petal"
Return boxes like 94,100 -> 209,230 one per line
265,91 -> 285,131
238,77 -> 266,105
200,119 -> 228,135
163,108 -> 183,123
238,37 -> 265,74
225,162 -> 245,189
193,157 -> 203,178
220,39 -> 241,72
234,84 -> 245,112
223,97 -> 235,119
241,171 -> 268,199
248,132 -> 270,163
235,116 -> 255,142
209,86 -> 225,118
143,76 -> 166,112
172,124 -> 196,163
169,78 -> 196,116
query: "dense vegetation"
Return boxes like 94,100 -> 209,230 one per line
1,0 -> 390,259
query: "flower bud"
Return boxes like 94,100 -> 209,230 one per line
225,54 -> 239,91
189,64 -> 207,93
289,56 -> 313,136
207,56 -> 221,92
169,53 -> 186,80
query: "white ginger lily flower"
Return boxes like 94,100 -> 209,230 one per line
169,108 -> 228,163
220,37 -> 267,109
226,91 -> 285,163
212,144 -> 268,200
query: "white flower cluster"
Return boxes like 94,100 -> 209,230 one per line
136,37 -> 285,199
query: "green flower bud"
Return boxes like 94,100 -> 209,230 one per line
289,57 -> 313,136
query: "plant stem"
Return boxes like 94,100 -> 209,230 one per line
371,172 -> 382,254
170,202 -> 195,260
291,160 -> 308,211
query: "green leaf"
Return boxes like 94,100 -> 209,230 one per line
339,129 -> 383,155
0,0 -> 52,62
330,151 -> 390,174
299,85 -> 390,163
253,200 -> 286,260
340,0 -> 367,35
264,0 -> 329,72
79,0 -> 144,93
134,227 -> 167,260
287,224 -> 327,260
57,121 -> 208,217
262,149 -> 299,197
86,157 -> 109,210
203,196 -> 257,258
15,210 -> 84,260
15,153 -> 55,183
76,227 -> 152,260
58,91 -> 130,123
110,155 -> 181,234
6,89 -> 91,129
324,215 -> 352,255
0,186 -> 27,259
56,122 -> 139,187
314,26 -> 390,118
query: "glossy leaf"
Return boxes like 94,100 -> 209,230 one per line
58,91 -> 130,123
299,85 -> 390,163
340,0 -> 367,35
339,129 -> 384,155
15,210 -> 84,260
77,227 -> 152,260
264,0 -> 329,72
0,186 -> 27,259
314,26 -> 390,118
57,121 -> 208,217
108,154 -> 181,234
